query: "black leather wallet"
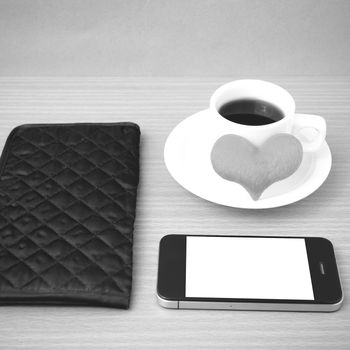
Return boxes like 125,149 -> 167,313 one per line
0,123 -> 140,308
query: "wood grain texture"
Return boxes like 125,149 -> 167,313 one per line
0,77 -> 349,349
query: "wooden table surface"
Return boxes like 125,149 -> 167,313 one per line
0,77 -> 349,349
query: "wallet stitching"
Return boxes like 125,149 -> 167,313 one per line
0,123 -> 139,304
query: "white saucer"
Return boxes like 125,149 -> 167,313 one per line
164,109 -> 332,209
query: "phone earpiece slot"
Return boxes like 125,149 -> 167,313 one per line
319,262 -> 325,275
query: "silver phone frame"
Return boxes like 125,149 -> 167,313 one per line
157,235 -> 343,312
157,294 -> 343,312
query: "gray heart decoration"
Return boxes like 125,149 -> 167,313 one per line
210,133 -> 303,201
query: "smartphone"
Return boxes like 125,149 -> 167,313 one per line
157,235 -> 343,312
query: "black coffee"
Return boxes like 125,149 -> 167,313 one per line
218,99 -> 284,126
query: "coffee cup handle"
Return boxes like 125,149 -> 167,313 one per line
292,114 -> 326,152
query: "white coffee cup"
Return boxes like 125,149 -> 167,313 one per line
209,79 -> 326,152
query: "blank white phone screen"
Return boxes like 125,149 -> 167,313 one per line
185,237 -> 314,300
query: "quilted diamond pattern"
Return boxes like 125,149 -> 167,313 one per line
0,123 -> 140,308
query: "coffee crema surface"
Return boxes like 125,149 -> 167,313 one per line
218,99 -> 285,126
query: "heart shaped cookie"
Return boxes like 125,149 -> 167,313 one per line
211,134 -> 303,200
